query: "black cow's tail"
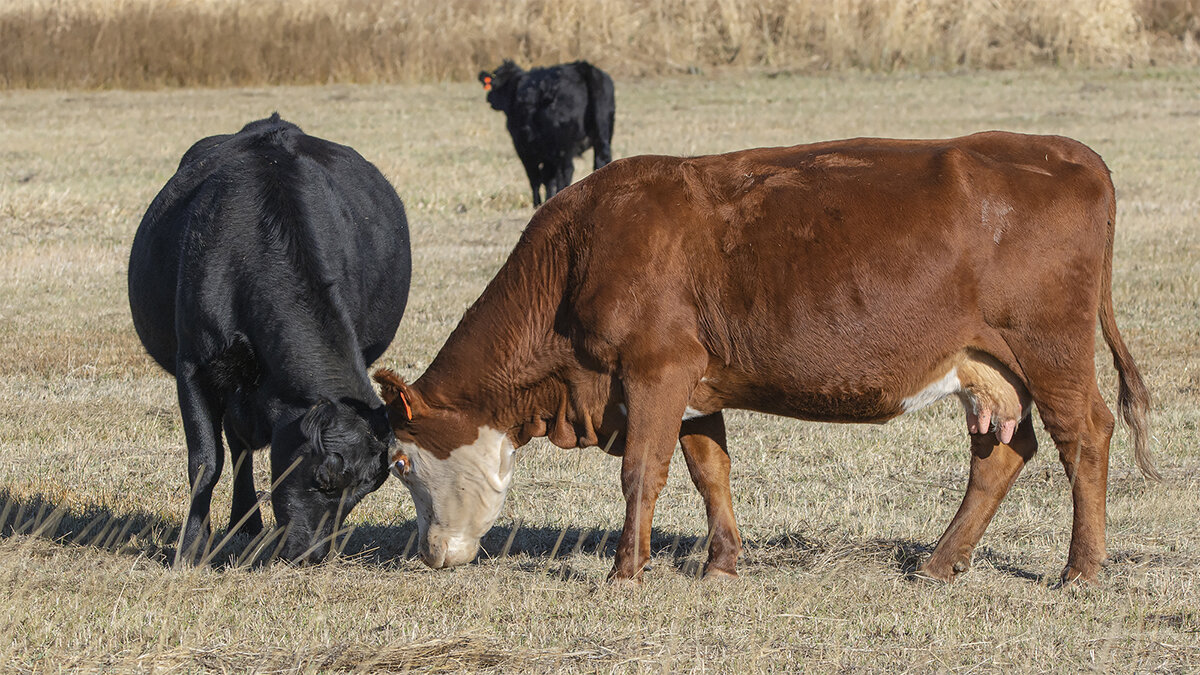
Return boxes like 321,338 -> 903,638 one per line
578,62 -> 615,170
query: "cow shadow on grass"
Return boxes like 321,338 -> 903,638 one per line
344,520 -> 1049,585
0,489 -> 1045,583
340,520 -> 722,581
0,488 -> 179,565
0,487 -> 384,569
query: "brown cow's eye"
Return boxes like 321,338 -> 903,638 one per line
391,453 -> 411,478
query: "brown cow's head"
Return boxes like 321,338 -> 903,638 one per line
373,369 -> 516,569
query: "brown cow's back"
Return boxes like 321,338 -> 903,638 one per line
553,132 -> 1111,423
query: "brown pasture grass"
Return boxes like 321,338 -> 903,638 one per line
1,69 -> 1199,671
2,0 -> 1200,89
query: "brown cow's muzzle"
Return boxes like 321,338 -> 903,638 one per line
420,531 -> 479,569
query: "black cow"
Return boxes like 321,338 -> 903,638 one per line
478,60 -> 615,206
128,114 -> 411,564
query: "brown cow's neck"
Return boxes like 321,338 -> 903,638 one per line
413,211 -> 576,439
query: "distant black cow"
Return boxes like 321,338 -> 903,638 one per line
128,114 -> 411,564
478,60 -> 615,206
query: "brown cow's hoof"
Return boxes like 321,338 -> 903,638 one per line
912,566 -> 952,584
604,574 -> 642,587
702,566 -> 738,581
914,557 -> 970,584
605,565 -> 645,585
1059,564 -> 1100,586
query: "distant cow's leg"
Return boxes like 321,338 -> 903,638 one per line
224,420 -> 264,539
593,135 -> 612,170
551,158 -> 574,200
679,412 -> 741,578
918,417 -> 1037,582
176,364 -> 225,565
519,155 -> 543,206
540,162 -> 562,202
609,370 -> 695,582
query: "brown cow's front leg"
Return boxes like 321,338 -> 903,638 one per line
679,412 -> 741,578
608,372 -> 692,583
918,416 -> 1037,582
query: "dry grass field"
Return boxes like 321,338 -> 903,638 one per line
1,68 -> 1199,671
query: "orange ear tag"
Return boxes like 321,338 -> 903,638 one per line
483,76 -> 492,91
398,390 -> 413,421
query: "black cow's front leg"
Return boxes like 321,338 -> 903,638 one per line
539,161 -> 560,202
593,136 -> 612,170
224,419 -> 264,539
175,363 -> 225,565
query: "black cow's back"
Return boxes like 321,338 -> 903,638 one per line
128,115 -> 410,378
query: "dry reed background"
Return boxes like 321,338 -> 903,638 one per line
2,0 -> 1200,88
1,65 -> 1198,671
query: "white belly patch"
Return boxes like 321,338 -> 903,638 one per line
901,368 -> 961,413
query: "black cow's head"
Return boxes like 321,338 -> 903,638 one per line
478,60 -> 523,112
270,398 -> 392,563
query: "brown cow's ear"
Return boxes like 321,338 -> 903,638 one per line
372,368 -> 405,403
372,368 -> 420,422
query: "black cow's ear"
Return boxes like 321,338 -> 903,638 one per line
303,401 -> 356,493
314,451 -> 349,493
301,398 -> 338,454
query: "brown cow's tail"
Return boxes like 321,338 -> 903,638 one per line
1099,194 -> 1159,480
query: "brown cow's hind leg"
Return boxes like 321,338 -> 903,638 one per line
679,412 -> 742,578
918,416 -> 1037,582
1054,390 -> 1114,584
1002,328 -> 1113,584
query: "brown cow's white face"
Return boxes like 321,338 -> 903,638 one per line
392,425 -> 516,569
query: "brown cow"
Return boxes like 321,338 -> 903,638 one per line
375,131 -> 1156,584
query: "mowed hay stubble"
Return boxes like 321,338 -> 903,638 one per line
0,70 -> 1197,671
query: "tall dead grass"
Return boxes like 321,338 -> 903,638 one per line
2,0 -> 1196,89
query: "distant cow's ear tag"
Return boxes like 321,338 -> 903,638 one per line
483,76 -> 492,91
